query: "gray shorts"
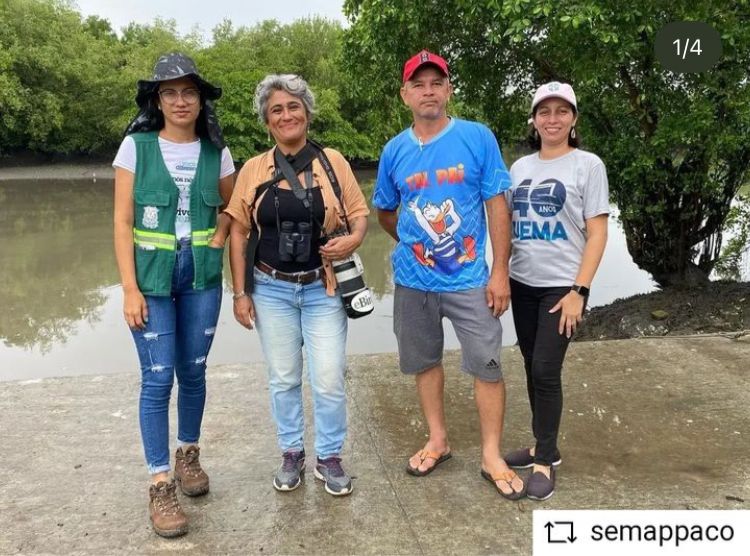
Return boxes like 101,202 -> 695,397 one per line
393,285 -> 504,382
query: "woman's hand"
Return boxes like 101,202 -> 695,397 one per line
549,291 -> 585,338
123,286 -> 149,330
319,235 -> 360,261
233,294 -> 256,330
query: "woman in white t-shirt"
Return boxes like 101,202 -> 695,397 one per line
504,82 -> 609,501
112,53 -> 234,538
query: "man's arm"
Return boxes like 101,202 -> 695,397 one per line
485,194 -> 511,316
377,209 -> 399,242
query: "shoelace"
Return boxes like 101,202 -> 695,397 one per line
281,451 -> 303,472
182,449 -> 203,477
319,457 -> 344,477
154,483 -> 181,516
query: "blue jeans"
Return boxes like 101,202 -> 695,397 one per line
131,241 -> 222,474
251,267 -> 348,458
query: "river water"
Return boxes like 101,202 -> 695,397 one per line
0,170 -> 660,381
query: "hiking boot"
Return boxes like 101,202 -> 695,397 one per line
314,456 -> 353,496
174,446 -> 209,496
273,449 -> 306,492
504,447 -> 561,469
149,480 -> 188,538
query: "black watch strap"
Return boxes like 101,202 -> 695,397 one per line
571,284 -> 590,297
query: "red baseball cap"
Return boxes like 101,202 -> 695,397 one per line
402,50 -> 449,83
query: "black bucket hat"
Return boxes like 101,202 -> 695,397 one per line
124,52 -> 226,149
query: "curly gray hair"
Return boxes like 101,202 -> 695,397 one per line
254,74 -> 316,124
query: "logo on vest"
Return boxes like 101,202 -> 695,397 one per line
142,206 -> 159,229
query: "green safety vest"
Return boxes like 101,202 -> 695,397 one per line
131,132 -> 224,296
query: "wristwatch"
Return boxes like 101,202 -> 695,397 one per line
571,284 -> 590,297
232,291 -> 248,301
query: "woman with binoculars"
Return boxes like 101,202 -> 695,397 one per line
224,74 -> 369,496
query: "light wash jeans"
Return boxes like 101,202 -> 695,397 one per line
130,240 -> 222,474
251,266 -> 348,458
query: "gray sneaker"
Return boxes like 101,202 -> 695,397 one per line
314,456 -> 353,496
273,449 -> 305,492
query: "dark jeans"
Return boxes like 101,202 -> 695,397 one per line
510,278 -> 577,466
130,240 -> 222,474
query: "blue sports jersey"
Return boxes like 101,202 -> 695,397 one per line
373,118 -> 511,292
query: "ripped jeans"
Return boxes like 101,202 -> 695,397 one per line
130,240 -> 222,474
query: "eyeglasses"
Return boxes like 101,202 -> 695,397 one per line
158,88 -> 200,105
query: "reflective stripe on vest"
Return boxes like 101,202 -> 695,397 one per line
133,229 -> 176,251
191,228 -> 216,247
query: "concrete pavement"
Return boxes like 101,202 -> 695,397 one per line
1,336 -> 748,555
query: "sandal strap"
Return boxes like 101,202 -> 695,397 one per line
489,470 -> 518,483
417,449 -> 443,463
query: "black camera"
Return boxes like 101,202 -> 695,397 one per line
278,221 -> 312,263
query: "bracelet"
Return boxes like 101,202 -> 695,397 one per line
232,292 -> 248,300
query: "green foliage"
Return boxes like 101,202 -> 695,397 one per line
0,1 -> 381,160
3,1 -> 749,286
344,0 -> 750,286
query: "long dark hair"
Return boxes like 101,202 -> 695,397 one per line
124,77 -> 225,149
526,104 -> 581,150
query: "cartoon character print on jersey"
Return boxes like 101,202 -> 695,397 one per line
406,198 -> 477,274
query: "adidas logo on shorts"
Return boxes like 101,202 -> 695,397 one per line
485,359 -> 499,369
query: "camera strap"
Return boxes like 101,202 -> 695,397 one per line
252,145 -> 319,205
307,139 -> 350,233
270,166 -> 318,234
273,148 -> 321,234
274,147 -> 313,209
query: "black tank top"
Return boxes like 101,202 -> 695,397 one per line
256,187 -> 325,273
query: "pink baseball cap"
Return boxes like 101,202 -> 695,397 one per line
402,50 -> 449,83
531,81 -> 577,112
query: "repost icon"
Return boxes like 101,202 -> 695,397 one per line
545,520 -> 577,544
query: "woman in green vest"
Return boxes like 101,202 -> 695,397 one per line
113,53 -> 235,538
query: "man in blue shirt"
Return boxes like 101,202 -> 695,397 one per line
373,50 -> 523,499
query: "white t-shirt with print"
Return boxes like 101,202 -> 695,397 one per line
507,149 -> 610,287
113,136 -> 235,240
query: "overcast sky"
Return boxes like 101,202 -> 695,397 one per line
74,0 -> 348,40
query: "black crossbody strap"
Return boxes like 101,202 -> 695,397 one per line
252,144 -> 319,206
307,139 -> 350,233
274,147 -> 313,209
